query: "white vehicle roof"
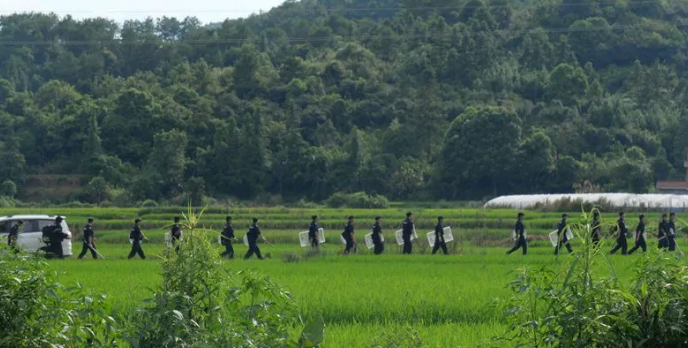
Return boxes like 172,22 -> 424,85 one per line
0,215 -> 66,222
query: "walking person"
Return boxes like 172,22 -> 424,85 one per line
402,212 -> 414,255
668,213 -> 677,252
8,220 -> 22,252
309,215 -> 320,250
128,219 -> 147,260
342,216 -> 355,255
244,218 -> 265,260
658,213 -> 670,250
220,216 -> 235,259
48,216 -> 69,259
507,213 -> 527,255
78,218 -> 98,259
610,212 -> 628,255
628,215 -> 647,254
170,216 -> 182,248
591,212 -> 601,247
432,216 -> 449,255
372,216 -> 384,255
554,214 -> 573,255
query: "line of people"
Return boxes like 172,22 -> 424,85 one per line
306,212 -> 450,255
75,216 -> 269,260
9,211 -> 678,260
219,216 -> 269,260
505,212 -> 681,256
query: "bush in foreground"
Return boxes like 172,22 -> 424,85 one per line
501,208 -> 688,348
129,205 -> 324,348
0,247 -> 120,348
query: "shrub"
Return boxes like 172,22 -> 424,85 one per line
0,180 -> 17,198
366,325 -> 423,348
282,251 -> 302,263
325,192 -> 390,209
0,247 -> 120,348
85,176 -> 111,205
500,208 -> 688,348
293,199 -> 321,209
140,199 -> 159,208
128,206 -> 324,348
0,196 -> 16,208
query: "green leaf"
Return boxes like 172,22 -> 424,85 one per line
172,310 -> 184,321
299,316 -> 325,347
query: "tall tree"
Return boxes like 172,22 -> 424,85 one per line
439,106 -> 521,198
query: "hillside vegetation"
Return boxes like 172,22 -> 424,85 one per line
1,0 -> 688,204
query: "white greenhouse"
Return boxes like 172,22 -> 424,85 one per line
484,194 -> 688,210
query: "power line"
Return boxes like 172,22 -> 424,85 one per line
0,21 -> 683,47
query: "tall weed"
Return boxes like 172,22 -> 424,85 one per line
128,204 -> 324,348
500,207 -> 688,348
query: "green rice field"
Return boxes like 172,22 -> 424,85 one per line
3,206 -> 686,347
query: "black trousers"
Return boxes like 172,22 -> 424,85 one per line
628,238 -> 647,254
659,238 -> 668,250
402,235 -> 412,254
128,240 -> 146,259
344,237 -> 354,255
373,241 -> 384,255
668,236 -> 676,251
44,240 -> 64,258
221,241 -> 234,259
432,241 -> 448,255
610,237 -> 628,255
507,236 -> 527,255
244,241 -> 263,260
310,237 -> 319,248
78,242 -> 98,259
554,238 -> 572,255
8,235 -> 18,251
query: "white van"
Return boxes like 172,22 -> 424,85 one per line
0,215 -> 73,256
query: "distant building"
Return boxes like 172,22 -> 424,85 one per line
657,149 -> 688,194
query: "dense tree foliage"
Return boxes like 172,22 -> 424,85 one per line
1,0 -> 687,202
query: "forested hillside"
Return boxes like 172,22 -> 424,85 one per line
1,0 -> 688,204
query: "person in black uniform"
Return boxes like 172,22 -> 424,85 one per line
554,213 -> 573,255
658,214 -> 669,250
170,216 -> 182,248
342,216 -> 355,255
309,215 -> 320,249
610,212 -> 628,255
628,215 -> 647,254
128,219 -> 147,260
48,216 -> 69,259
220,216 -> 235,259
591,212 -> 601,247
402,212 -> 414,255
432,216 -> 448,255
8,220 -> 22,251
507,213 -> 527,255
78,218 -> 98,259
244,218 -> 264,260
372,216 -> 384,255
668,213 -> 677,252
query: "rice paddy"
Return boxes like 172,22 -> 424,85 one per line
3,206 -> 684,347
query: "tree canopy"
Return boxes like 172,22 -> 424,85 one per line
1,0 -> 687,203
